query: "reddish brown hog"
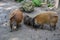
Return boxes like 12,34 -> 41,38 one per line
9,9 -> 23,32
33,11 -> 58,30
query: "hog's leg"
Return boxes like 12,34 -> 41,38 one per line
40,24 -> 44,29
15,23 -> 18,31
53,24 -> 56,30
10,21 -> 13,32
50,23 -> 56,31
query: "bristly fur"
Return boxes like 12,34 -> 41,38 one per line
24,15 -> 40,29
33,11 -> 58,30
24,15 -> 33,26
33,17 -> 40,29
10,9 -> 23,32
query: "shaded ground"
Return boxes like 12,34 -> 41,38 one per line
0,2 -> 60,40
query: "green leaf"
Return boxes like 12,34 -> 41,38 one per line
32,0 -> 42,7
15,0 -> 24,2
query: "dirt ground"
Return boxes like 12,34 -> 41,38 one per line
0,1 -> 60,40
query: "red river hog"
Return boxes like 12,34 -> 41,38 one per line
9,9 -> 23,32
33,11 -> 58,30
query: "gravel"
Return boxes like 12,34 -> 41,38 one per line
0,1 -> 60,40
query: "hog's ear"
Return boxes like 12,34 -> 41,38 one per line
24,14 -> 29,18
10,13 -> 15,20
9,12 -> 15,18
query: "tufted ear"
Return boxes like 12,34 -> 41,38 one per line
10,13 -> 15,20
24,14 -> 29,17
